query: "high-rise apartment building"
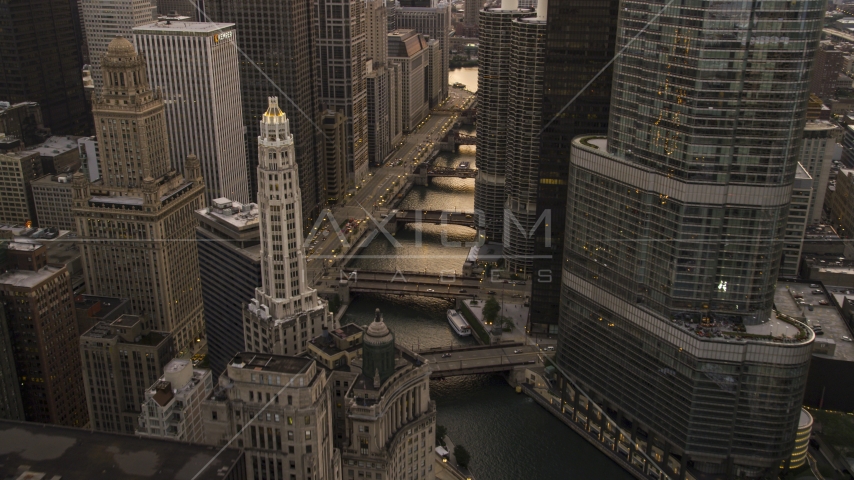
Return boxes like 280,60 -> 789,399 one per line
138,359 -> 212,443
195,197 -> 262,378
157,0 -> 200,18
134,21 -> 250,205
72,38 -> 207,352
388,30 -> 430,133
781,164 -> 813,278
830,168 -> 854,238
31,173 -> 75,232
0,243 -> 87,427
202,353 -> 339,479
243,98 -> 334,356
474,2 -> 533,243
206,0 -> 323,224
321,110 -> 349,203
0,0 -> 89,136
366,0 -> 390,65
502,2 -> 546,274
80,314 -> 174,434
801,121 -> 840,223
367,67 -> 393,166
0,151 -> 43,226
527,0 -> 618,334
316,0 -> 369,184
0,306 -> 24,422
464,0 -> 479,26
810,42 -> 846,99
556,0 -> 822,476
80,0 -> 156,90
396,1 -> 451,103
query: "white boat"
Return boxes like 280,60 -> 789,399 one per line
447,309 -> 472,336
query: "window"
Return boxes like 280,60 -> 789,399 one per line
305,430 -> 312,440
305,416 -> 311,425
306,445 -> 312,453
211,411 -> 217,420
288,416 -> 294,425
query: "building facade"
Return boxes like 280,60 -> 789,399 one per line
395,1 -> 451,103
474,2 -> 533,243
502,5 -> 546,274
830,168 -> 854,238
134,21 -> 250,205
138,358 -> 213,443
801,121 -> 840,223
195,197 -> 262,379
203,353 -> 339,480
0,151 -> 42,226
206,0 -> 324,224
810,42 -> 845,99
0,244 -> 88,427
31,174 -> 75,231
321,110 -> 349,204
367,67 -> 392,166
0,0 -> 89,136
556,0 -> 823,475
388,30 -> 430,133
72,38 -> 207,352
781,165 -> 814,278
0,307 -> 24,421
79,0 -> 156,90
316,0 -> 369,185
243,98 -> 334,357
80,314 -> 175,434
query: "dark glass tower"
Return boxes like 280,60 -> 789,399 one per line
206,0 -> 324,226
526,0 -> 619,334
0,0 -> 89,136
556,0 -> 823,476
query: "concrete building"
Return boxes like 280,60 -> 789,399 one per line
830,168 -> 854,239
556,0 -> 822,474
243,98 -> 334,357
781,164 -> 813,278
0,1 -> 89,136
811,42 -> 846,98
474,2 -> 533,243
134,21 -> 250,205
0,225 -> 85,294
0,243 -> 88,427
0,307 -> 23,422
425,38 -> 443,107
0,101 -> 48,148
138,359 -> 213,443
0,150 -> 42,226
203,353 -> 339,480
157,0 -> 200,18
396,1 -> 451,103
367,66 -> 393,166
502,4 -> 546,274
465,0 -> 480,26
207,0 -> 324,222
195,197 -> 262,378
77,136 -> 100,181
389,63 -> 404,148
388,30 -> 430,133
72,38 -> 207,352
801,120 -> 840,223
321,110 -> 349,203
790,409 -> 813,469
31,173 -> 75,232
26,135 -> 82,175
74,294 -> 131,336
79,0 -> 156,90
80,314 -> 175,434
366,0 -> 390,65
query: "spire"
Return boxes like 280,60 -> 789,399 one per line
260,97 -> 292,147
373,369 -> 381,389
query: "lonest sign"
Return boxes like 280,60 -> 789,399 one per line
214,31 -> 234,43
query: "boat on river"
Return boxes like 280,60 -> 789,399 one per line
447,309 -> 472,336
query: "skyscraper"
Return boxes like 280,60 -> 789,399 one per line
388,30 -> 431,133
72,38 -> 207,352
502,1 -> 546,274
527,0 -> 618,335
156,0 -> 200,18
134,21 -> 250,204
243,98 -> 334,356
206,0 -> 323,225
80,0 -> 156,90
366,0 -> 394,165
474,1 -> 532,243
556,0 -> 823,476
396,1 -> 451,103
316,0 -> 370,184
0,0 -> 89,135
321,110 -> 349,203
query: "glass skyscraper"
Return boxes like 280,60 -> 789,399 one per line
557,0 -> 823,477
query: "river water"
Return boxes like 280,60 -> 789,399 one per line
341,67 -> 633,480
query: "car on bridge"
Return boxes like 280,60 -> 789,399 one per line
513,349 -> 523,354
487,290 -> 496,295
442,353 -> 452,358
459,289 -> 467,293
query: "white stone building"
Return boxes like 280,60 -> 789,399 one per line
138,358 -> 213,443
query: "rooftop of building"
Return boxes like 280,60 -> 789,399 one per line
82,316 -> 171,347
229,352 -> 313,374
805,224 -> 842,240
0,150 -> 39,162
31,173 -> 74,187
388,29 -> 428,57
74,294 -> 128,317
0,419 -> 242,480
0,101 -> 39,113
0,264 -> 64,289
0,226 -> 78,267
20,136 -> 80,158
795,163 -> 813,181
775,282 -> 854,361
196,198 -> 259,230
351,345 -> 426,400
134,20 -> 235,34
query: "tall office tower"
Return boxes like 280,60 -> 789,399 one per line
366,0 -> 390,65
801,121 -> 840,223
80,315 -> 174,433
72,38 -> 207,352
206,0 -> 323,224
502,2 -> 546,274
316,0 -> 369,184
0,0 -> 89,136
388,30 -> 431,132
202,353 -> 339,479
367,68 -> 392,165
465,0 -> 479,25
195,198 -> 262,379
557,0 -> 822,475
527,0 -> 618,335
31,173 -> 76,232
474,2 -> 532,243
157,0 -> 199,18
134,21 -> 250,205
243,98 -> 334,356
425,38 -> 443,107
389,63 -> 404,147
0,151 -> 43,226
0,244 -> 88,427
138,359 -> 212,442
396,1 -> 451,103
810,42 -> 845,99
321,110 -> 349,203
781,164 -> 813,279
388,0 -> 397,31
0,307 -> 24,422
80,0 -> 156,90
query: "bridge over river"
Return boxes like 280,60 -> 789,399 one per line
420,344 -> 542,378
